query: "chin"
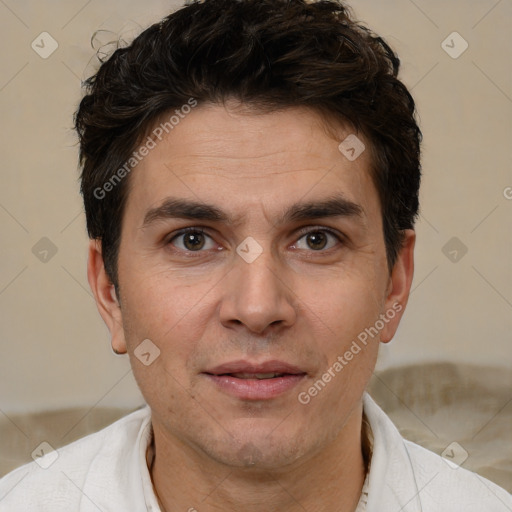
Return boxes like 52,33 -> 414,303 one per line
201,422 -> 312,470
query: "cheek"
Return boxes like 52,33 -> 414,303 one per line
299,276 -> 382,411
303,267 -> 384,346
120,264 -> 212,334
118,272 -> 209,386
119,281 -> 206,414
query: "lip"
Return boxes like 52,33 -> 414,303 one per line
202,360 -> 307,400
205,360 -> 305,375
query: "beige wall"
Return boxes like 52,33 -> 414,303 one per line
0,0 -> 510,413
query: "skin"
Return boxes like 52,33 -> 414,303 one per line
88,101 -> 415,512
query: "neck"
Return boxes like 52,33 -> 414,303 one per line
149,404 -> 371,512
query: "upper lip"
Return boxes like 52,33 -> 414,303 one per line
203,360 -> 306,375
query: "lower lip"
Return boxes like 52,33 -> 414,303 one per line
203,373 -> 306,400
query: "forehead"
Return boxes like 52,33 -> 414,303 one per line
123,102 -> 380,229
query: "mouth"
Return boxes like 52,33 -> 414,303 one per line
202,360 -> 307,400
223,372 -> 290,379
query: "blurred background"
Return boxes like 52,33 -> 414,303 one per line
0,0 -> 511,491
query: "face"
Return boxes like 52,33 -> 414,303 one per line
89,102 -> 414,470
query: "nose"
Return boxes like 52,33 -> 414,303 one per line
219,247 -> 297,335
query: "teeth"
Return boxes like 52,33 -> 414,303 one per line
230,372 -> 284,379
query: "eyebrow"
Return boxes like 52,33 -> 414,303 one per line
142,194 -> 364,229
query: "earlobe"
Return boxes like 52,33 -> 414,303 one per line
87,239 -> 128,354
380,230 -> 415,343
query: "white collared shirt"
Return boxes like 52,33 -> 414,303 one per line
0,393 -> 510,511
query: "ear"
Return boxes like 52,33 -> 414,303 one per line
380,229 -> 415,344
87,239 -> 127,354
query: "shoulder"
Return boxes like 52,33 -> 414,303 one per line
363,393 -> 511,511
0,406 -> 151,512
403,439 -> 512,511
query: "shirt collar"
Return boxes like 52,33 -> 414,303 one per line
137,393 -> 422,512
362,393 -> 424,512
139,410 -> 162,512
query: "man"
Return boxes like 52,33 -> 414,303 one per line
0,0 -> 510,510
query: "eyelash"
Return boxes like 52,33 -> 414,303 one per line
167,226 -> 344,254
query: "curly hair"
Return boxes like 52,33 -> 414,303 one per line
75,0 -> 422,287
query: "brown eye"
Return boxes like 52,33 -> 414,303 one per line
169,229 -> 215,252
305,231 -> 328,250
294,229 -> 341,251
183,232 -> 205,250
